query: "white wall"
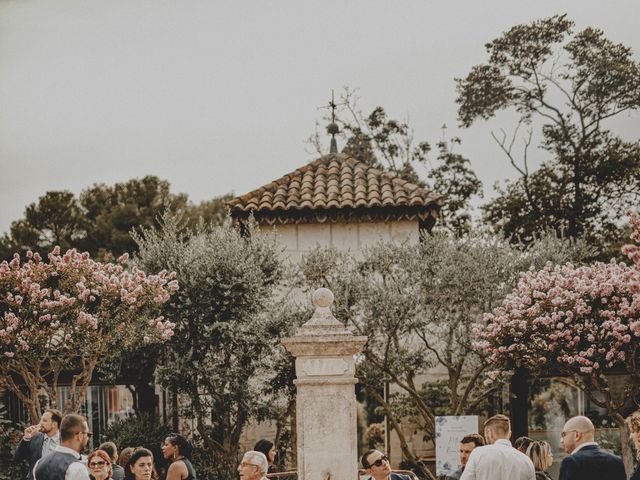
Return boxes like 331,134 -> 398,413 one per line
264,220 -> 420,262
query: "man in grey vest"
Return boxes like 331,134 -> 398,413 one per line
33,413 -> 91,480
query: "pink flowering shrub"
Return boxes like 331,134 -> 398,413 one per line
476,213 -> 640,421
0,247 -> 177,421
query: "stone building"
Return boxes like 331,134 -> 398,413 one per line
227,150 -> 443,467
228,151 -> 442,262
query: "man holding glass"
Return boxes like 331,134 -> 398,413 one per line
33,414 -> 91,480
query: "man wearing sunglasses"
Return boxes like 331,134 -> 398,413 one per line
33,414 -> 91,480
361,450 -> 412,480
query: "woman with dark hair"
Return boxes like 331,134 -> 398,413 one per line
253,439 -> 276,474
161,433 -> 197,480
124,448 -> 155,480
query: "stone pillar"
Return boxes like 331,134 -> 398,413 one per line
282,288 -> 367,480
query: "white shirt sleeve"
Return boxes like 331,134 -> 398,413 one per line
66,461 -> 91,480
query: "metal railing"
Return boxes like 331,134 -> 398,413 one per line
266,469 -> 419,479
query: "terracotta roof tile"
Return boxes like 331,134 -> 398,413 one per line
228,152 -> 443,224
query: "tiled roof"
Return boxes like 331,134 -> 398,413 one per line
228,153 -> 443,225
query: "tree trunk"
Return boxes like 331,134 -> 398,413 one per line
509,367 -> 529,440
611,413 -> 634,474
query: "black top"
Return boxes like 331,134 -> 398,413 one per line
181,458 -> 197,480
535,471 -> 552,480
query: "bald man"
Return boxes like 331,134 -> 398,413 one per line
559,416 -> 625,480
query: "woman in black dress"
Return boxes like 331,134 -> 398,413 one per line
161,433 -> 197,480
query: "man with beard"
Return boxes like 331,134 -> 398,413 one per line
361,450 -> 412,480
33,414 -> 91,480
14,409 -> 63,479
446,434 -> 485,480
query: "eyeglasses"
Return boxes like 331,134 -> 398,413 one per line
239,462 -> 259,468
370,455 -> 389,468
75,431 -> 93,438
561,430 -> 578,438
89,461 -> 107,467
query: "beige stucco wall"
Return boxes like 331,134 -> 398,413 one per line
264,220 -> 420,261
243,219 -> 422,469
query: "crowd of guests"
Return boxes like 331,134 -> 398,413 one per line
360,413 -> 639,480
12,409 -> 198,480
438,413 -> 630,480
14,407 -> 640,480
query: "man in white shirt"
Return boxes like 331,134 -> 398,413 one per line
33,413 -> 91,480
460,414 -> 535,480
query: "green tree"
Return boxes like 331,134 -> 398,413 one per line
299,232 -> 591,479
0,247 -> 176,422
1,176 -> 232,263
133,214 -> 294,477
456,14 -> 640,251
181,194 -> 234,230
0,192 -> 85,259
80,176 -> 189,258
429,139 -> 482,236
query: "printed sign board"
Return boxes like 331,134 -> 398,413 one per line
435,415 -> 479,478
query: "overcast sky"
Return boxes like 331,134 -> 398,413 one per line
1,0 -> 639,234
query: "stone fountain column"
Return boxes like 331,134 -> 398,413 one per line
282,288 -> 367,480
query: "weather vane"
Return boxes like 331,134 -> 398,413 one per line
325,90 -> 345,154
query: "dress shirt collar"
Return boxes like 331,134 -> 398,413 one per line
494,438 -> 513,447
47,431 -> 60,442
571,441 -> 598,454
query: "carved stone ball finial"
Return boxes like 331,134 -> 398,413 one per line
312,287 -> 334,308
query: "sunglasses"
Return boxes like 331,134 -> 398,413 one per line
90,460 -> 107,467
370,455 -> 389,468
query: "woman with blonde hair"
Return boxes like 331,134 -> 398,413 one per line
526,440 -> 553,480
627,411 -> 640,480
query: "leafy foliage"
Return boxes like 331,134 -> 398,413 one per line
0,176 -> 231,262
0,248 -> 177,422
298,231 -> 589,479
456,14 -> 640,252
476,213 -> 640,466
310,90 -> 482,236
101,413 -> 170,456
133,214 -> 296,478
478,213 -> 640,400
0,398 -> 26,480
